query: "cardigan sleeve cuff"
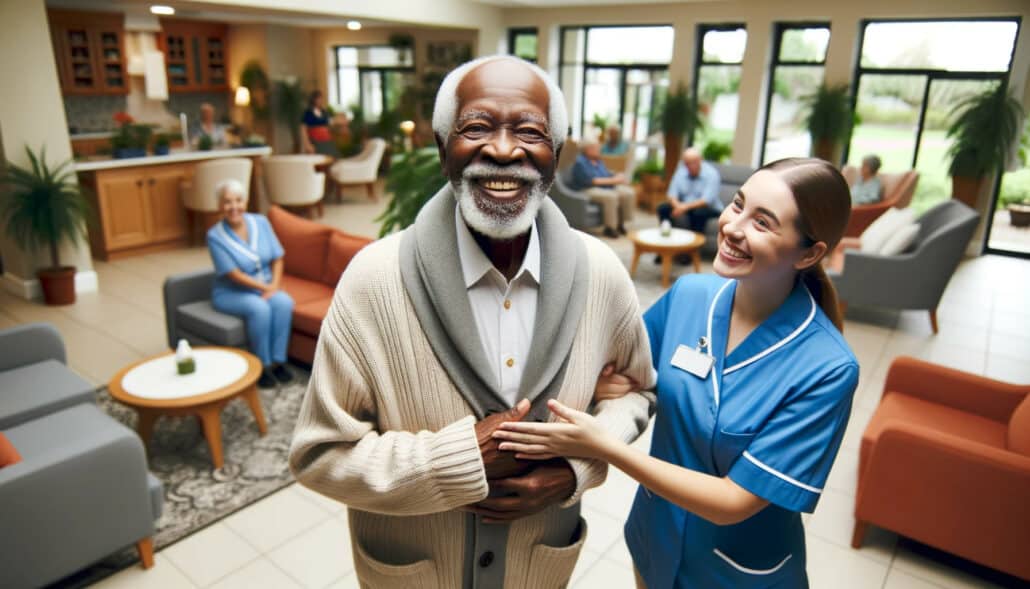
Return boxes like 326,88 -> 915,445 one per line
427,415 -> 490,506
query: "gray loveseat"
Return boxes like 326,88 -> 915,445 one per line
0,323 -> 163,589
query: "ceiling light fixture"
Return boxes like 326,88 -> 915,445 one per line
150,5 -> 175,15
347,21 -> 362,31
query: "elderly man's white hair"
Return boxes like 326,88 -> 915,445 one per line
215,179 -> 246,202
432,55 -> 568,149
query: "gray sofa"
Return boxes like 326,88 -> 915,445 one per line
549,171 -> 604,231
830,200 -> 980,333
0,323 -> 163,589
703,163 -> 755,253
164,269 -> 247,350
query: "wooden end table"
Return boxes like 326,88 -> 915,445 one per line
629,228 -> 706,289
108,347 -> 266,469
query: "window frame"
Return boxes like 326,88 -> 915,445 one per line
758,21 -> 831,164
558,23 -> 674,138
693,23 -> 747,146
508,27 -> 539,63
332,44 -> 416,121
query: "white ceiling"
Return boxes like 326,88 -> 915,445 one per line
472,0 -> 711,5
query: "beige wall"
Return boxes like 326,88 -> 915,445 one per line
0,0 -> 93,297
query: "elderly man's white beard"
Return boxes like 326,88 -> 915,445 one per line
454,163 -> 549,240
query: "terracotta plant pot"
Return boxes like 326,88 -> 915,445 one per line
641,173 -> 665,193
811,138 -> 839,164
1009,203 -> 1030,228
37,266 -> 76,306
951,176 -> 984,208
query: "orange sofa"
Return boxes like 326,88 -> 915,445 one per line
853,356 -> 1030,581
266,205 -> 373,364
841,166 -> 920,237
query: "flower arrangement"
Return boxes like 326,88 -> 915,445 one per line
109,112 -> 152,158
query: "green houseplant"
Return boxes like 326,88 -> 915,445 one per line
660,83 -> 704,183
946,83 -> 1025,208
803,83 -> 854,164
375,147 -> 446,237
702,140 -> 733,163
0,146 -> 92,305
274,78 -> 307,153
109,112 -> 152,159
633,158 -> 666,212
239,60 -> 270,121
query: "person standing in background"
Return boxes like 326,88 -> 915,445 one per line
300,90 -> 337,156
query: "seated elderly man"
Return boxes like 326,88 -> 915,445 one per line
289,55 -> 654,589
851,154 -> 883,205
569,137 -> 635,237
658,146 -> 722,233
601,124 -> 629,155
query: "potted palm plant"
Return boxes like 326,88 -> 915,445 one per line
0,146 -> 92,305
660,83 -> 704,183
375,146 -> 446,237
946,84 -> 1025,208
803,83 -> 854,164
274,77 -> 306,153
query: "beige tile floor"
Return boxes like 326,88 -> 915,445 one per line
3,191 -> 1028,589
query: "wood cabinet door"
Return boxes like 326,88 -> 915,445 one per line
93,27 -> 128,94
96,169 -> 150,250
145,166 -> 189,242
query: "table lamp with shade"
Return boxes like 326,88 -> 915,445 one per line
234,87 -> 251,141
400,120 -> 415,151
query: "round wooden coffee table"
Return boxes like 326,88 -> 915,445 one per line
108,347 -> 265,469
629,228 -> 706,288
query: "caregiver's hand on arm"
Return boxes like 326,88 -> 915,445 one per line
476,398 -> 533,479
594,363 -> 637,402
496,400 -> 769,526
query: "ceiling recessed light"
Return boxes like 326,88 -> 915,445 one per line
346,21 -> 362,31
150,5 -> 175,15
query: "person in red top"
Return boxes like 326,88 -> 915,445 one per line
300,90 -> 337,156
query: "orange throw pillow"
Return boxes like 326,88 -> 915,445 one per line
322,231 -> 373,286
0,432 -> 21,468
267,205 -> 331,283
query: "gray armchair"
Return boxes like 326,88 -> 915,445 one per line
702,163 -> 756,253
549,171 -> 604,231
163,268 -> 247,350
829,200 -> 980,333
0,323 -> 163,589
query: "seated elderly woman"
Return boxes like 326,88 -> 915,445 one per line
206,179 -> 294,388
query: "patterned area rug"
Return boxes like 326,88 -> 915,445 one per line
47,370 -> 309,588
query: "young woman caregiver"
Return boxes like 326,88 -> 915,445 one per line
494,157 -> 859,588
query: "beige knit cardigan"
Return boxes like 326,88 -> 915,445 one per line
289,230 -> 655,589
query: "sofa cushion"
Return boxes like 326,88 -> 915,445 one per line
864,392 -> 1008,452
878,222 -> 920,256
1008,396 -> 1030,456
281,275 -> 335,306
860,207 -> 915,254
323,231 -> 372,286
176,301 -> 247,346
0,360 -> 95,430
293,298 -> 333,337
268,205 -> 331,283
0,432 -> 20,468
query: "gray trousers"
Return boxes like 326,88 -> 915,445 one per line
586,185 -> 636,230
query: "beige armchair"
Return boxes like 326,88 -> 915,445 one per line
328,138 -> 387,200
263,155 -> 326,218
180,157 -> 252,244
841,165 -> 920,237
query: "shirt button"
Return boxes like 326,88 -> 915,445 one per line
503,299 -> 512,310
506,358 -> 515,368
479,551 -> 494,567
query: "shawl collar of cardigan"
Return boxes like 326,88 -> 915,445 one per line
399,185 -> 588,420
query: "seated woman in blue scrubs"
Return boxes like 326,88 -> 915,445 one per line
207,180 -> 294,389
495,157 -> 858,588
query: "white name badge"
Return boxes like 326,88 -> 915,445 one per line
671,344 -> 714,379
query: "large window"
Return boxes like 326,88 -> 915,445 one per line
332,45 -> 415,122
847,19 -> 1020,220
694,24 -> 747,149
559,25 -> 674,147
508,28 -> 538,63
760,24 -> 831,164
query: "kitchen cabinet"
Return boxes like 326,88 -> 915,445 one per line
48,9 -> 128,95
159,20 -> 229,92
80,163 -> 191,259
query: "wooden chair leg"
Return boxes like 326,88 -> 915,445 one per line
366,182 -> 376,201
839,300 -> 848,317
851,520 -> 867,549
929,308 -> 939,334
136,537 -> 155,569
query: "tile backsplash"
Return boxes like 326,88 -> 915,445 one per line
65,92 -> 230,134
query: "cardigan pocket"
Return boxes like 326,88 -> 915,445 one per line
523,517 -> 588,589
353,538 -> 439,589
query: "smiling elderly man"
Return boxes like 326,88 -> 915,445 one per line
289,55 -> 654,589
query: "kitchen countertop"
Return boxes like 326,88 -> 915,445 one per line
70,131 -> 114,140
73,146 -> 273,172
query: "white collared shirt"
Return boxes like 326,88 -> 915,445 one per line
455,206 -> 540,407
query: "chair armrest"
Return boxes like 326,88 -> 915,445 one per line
0,323 -> 65,372
858,422 -> 1030,565
163,269 -> 216,349
883,356 -> 1027,422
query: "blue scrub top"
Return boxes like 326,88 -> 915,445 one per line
626,274 -> 858,589
206,213 -> 284,295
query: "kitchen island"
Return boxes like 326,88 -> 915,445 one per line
75,147 -> 271,260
